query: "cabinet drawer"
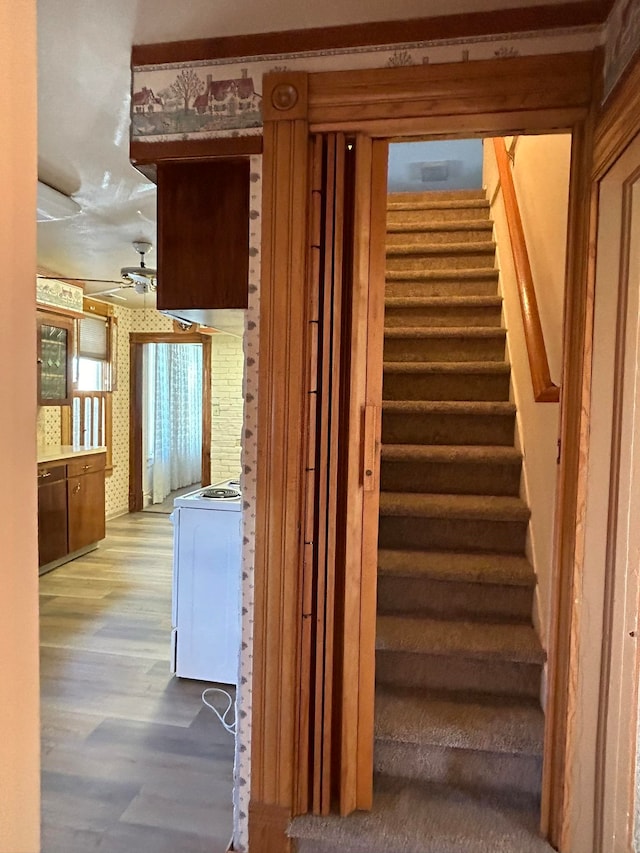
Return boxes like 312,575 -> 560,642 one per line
37,463 -> 66,483
67,454 -> 106,477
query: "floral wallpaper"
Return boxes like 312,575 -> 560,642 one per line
233,154 -> 261,853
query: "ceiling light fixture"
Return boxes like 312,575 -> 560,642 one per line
36,180 -> 81,222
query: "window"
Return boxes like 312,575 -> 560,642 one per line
61,299 -> 116,470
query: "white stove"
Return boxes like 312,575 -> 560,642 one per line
170,478 -> 242,684
173,479 -> 242,511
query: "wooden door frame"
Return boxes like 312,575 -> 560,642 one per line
128,332 -> 212,512
251,52 -> 599,853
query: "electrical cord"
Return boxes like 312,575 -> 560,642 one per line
202,687 -> 236,735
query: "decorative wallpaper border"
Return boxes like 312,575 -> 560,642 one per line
603,0 -> 640,99
233,154 -> 261,853
131,26 -> 600,143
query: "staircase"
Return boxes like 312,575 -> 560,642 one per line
291,189 -> 553,853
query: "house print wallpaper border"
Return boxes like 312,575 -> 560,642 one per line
131,25 -> 600,143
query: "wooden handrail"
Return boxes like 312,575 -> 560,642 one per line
492,137 -> 560,403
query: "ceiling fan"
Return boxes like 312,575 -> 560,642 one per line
37,240 -> 157,301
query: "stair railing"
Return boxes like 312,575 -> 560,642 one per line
492,137 -> 560,403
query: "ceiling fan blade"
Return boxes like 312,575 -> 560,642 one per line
90,284 -> 134,297
37,275 -> 124,285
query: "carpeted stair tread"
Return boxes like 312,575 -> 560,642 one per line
384,326 -> 506,339
377,614 -> 544,665
375,685 -> 543,755
290,776 -> 553,853
388,198 -> 490,212
386,268 -> 498,282
384,399 -> 515,415
384,360 -> 509,375
378,549 -> 535,587
379,492 -> 530,522
385,295 -> 502,308
382,444 -> 521,465
387,241 -> 496,256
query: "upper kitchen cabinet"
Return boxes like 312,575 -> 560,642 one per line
37,311 -> 74,406
156,159 -> 249,312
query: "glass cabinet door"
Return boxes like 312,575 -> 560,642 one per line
37,312 -> 74,406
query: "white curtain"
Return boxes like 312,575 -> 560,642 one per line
151,343 -> 203,504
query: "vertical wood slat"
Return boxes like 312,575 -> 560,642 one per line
297,134 -> 324,816
338,135 -> 388,814
356,139 -> 388,807
322,134 -> 346,815
250,107 -> 310,850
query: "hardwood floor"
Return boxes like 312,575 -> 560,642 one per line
39,512 -> 234,853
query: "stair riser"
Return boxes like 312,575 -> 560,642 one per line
376,651 -> 541,699
386,278 -> 499,298
384,305 -> 502,327
386,228 -> 493,245
384,335 -> 506,363
380,458 -> 521,496
374,741 -> 542,797
378,516 -> 528,554
383,371 -> 510,401
377,575 -> 533,621
387,252 -> 495,271
386,206 -> 490,225
382,411 -> 515,446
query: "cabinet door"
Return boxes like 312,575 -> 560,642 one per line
37,311 -> 74,406
157,159 -> 249,311
38,467 -> 68,567
68,469 -> 105,552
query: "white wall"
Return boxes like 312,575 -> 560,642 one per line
484,134 -> 571,650
0,1 -> 41,850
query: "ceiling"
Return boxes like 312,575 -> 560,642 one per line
37,0 -> 588,308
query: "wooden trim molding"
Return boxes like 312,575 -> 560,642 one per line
128,332 -> 212,512
130,136 -> 262,183
249,80 -> 310,851
307,53 -> 594,134
492,137 -> 560,402
132,2 -> 607,67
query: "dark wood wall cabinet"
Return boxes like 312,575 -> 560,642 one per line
156,158 -> 250,312
37,311 -> 74,406
38,451 -> 106,573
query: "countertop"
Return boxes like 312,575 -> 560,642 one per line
37,445 -> 107,464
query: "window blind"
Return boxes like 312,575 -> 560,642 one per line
79,315 -> 108,360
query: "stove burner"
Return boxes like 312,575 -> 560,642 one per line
201,487 -> 241,500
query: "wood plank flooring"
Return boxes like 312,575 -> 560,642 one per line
40,512 -> 234,853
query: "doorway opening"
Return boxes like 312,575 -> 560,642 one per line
141,341 -> 204,514
129,331 -> 212,513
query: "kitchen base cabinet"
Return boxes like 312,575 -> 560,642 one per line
37,463 -> 68,566
37,450 -> 106,573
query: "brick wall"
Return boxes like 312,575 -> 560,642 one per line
211,333 -> 244,482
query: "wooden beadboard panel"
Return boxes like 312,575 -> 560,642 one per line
307,53 -> 595,131
131,3 -> 609,67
